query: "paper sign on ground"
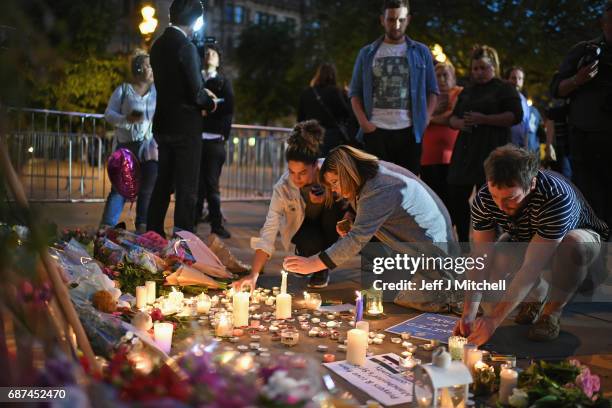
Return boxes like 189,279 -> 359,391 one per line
385,313 -> 459,343
323,353 -> 412,406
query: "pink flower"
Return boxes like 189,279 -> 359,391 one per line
575,366 -> 601,398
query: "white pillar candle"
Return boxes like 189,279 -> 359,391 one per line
168,289 -> 184,305
280,270 -> 288,294
466,349 -> 483,376
499,367 -> 518,404
135,286 -> 147,309
347,328 -> 368,366
154,322 -> 173,354
355,321 -> 369,333
276,293 -> 292,319
233,292 -> 250,327
145,281 -> 156,304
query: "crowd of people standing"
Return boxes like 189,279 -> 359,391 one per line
99,0 -> 610,346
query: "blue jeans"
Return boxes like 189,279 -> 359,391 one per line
101,160 -> 158,227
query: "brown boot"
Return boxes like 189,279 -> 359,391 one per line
207,233 -> 251,274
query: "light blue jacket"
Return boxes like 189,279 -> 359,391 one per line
349,36 -> 439,143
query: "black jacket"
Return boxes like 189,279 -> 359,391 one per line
150,27 -> 215,138
297,85 -> 351,130
202,73 -> 234,140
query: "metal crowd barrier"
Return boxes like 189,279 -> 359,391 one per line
5,108 -> 290,202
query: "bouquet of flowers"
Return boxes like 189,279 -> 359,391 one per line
508,360 -> 610,408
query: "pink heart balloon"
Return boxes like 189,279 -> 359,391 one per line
107,148 -> 140,201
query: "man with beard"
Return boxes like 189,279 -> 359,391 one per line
349,0 -> 438,174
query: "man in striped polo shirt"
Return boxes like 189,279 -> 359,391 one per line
454,144 -> 608,343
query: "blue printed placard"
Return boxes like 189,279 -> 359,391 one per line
385,313 -> 459,343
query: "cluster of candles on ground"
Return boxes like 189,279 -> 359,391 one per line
134,277 -> 518,402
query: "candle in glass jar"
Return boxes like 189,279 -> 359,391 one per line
448,336 -> 467,360
499,366 -> 518,404
233,291 -> 250,327
145,281 -> 156,304
281,329 -> 300,347
135,286 -> 147,309
215,313 -> 234,337
347,328 -> 368,366
417,396 -> 432,408
154,322 -> 173,354
276,293 -> 292,319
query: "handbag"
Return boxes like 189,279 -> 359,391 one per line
311,87 -> 352,143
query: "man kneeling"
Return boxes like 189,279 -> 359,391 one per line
455,144 -> 609,344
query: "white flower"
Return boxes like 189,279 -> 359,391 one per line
508,388 -> 529,408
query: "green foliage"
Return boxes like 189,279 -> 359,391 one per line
32,55 -> 127,113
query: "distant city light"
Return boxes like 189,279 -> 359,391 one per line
139,5 -> 158,36
431,43 -> 448,63
28,146 -> 34,153
248,137 -> 256,147
233,137 -> 240,145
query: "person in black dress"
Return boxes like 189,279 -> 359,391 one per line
447,45 -> 523,244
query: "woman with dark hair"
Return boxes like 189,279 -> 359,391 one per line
297,63 -> 353,155
195,43 -> 234,238
233,120 -> 345,291
282,146 -> 457,307
100,50 -> 157,233
447,45 -> 523,243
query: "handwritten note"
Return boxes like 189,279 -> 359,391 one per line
323,353 -> 412,406
385,313 -> 458,343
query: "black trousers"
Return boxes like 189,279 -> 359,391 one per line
196,139 -> 226,228
363,127 -> 422,174
147,133 -> 202,236
291,205 -> 344,258
569,128 -> 612,230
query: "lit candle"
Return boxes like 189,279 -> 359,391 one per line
463,343 -> 477,364
355,291 -> 363,322
197,295 -> 211,314
276,293 -> 292,319
265,296 -> 275,306
168,288 -> 184,305
233,291 -> 250,327
347,328 -> 368,366
448,336 -> 468,361
499,366 -> 518,404
135,286 -> 147,309
280,270 -> 288,294
466,349 -> 484,376
417,396 -> 432,408
145,281 -> 156,304
215,312 -> 234,337
154,322 -> 173,354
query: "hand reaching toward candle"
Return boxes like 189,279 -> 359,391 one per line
283,255 -> 327,274
232,273 -> 259,294
453,316 -> 473,337
467,316 -> 497,346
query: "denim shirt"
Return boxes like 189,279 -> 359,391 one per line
349,36 -> 439,143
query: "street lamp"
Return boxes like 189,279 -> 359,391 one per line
139,5 -> 158,44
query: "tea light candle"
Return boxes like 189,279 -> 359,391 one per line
265,296 -> 275,306
326,321 -> 337,328
145,281 -> 156,304
399,354 -> 420,370
375,333 -> 385,339
391,337 -> 402,344
232,328 -> 244,337
417,396 -> 432,407
269,325 -> 280,333
280,329 -> 299,347
448,336 -> 468,361
154,322 -> 173,354
323,354 -> 336,363
311,318 -> 321,324
168,289 -> 184,305
372,337 -> 383,345
233,291 -> 250,327
308,329 -> 319,337
347,328 -> 368,366
135,286 -> 147,309
499,366 -> 518,404
276,293 -> 292,319
355,321 -> 369,332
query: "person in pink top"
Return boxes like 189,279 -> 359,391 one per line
420,61 -> 463,209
